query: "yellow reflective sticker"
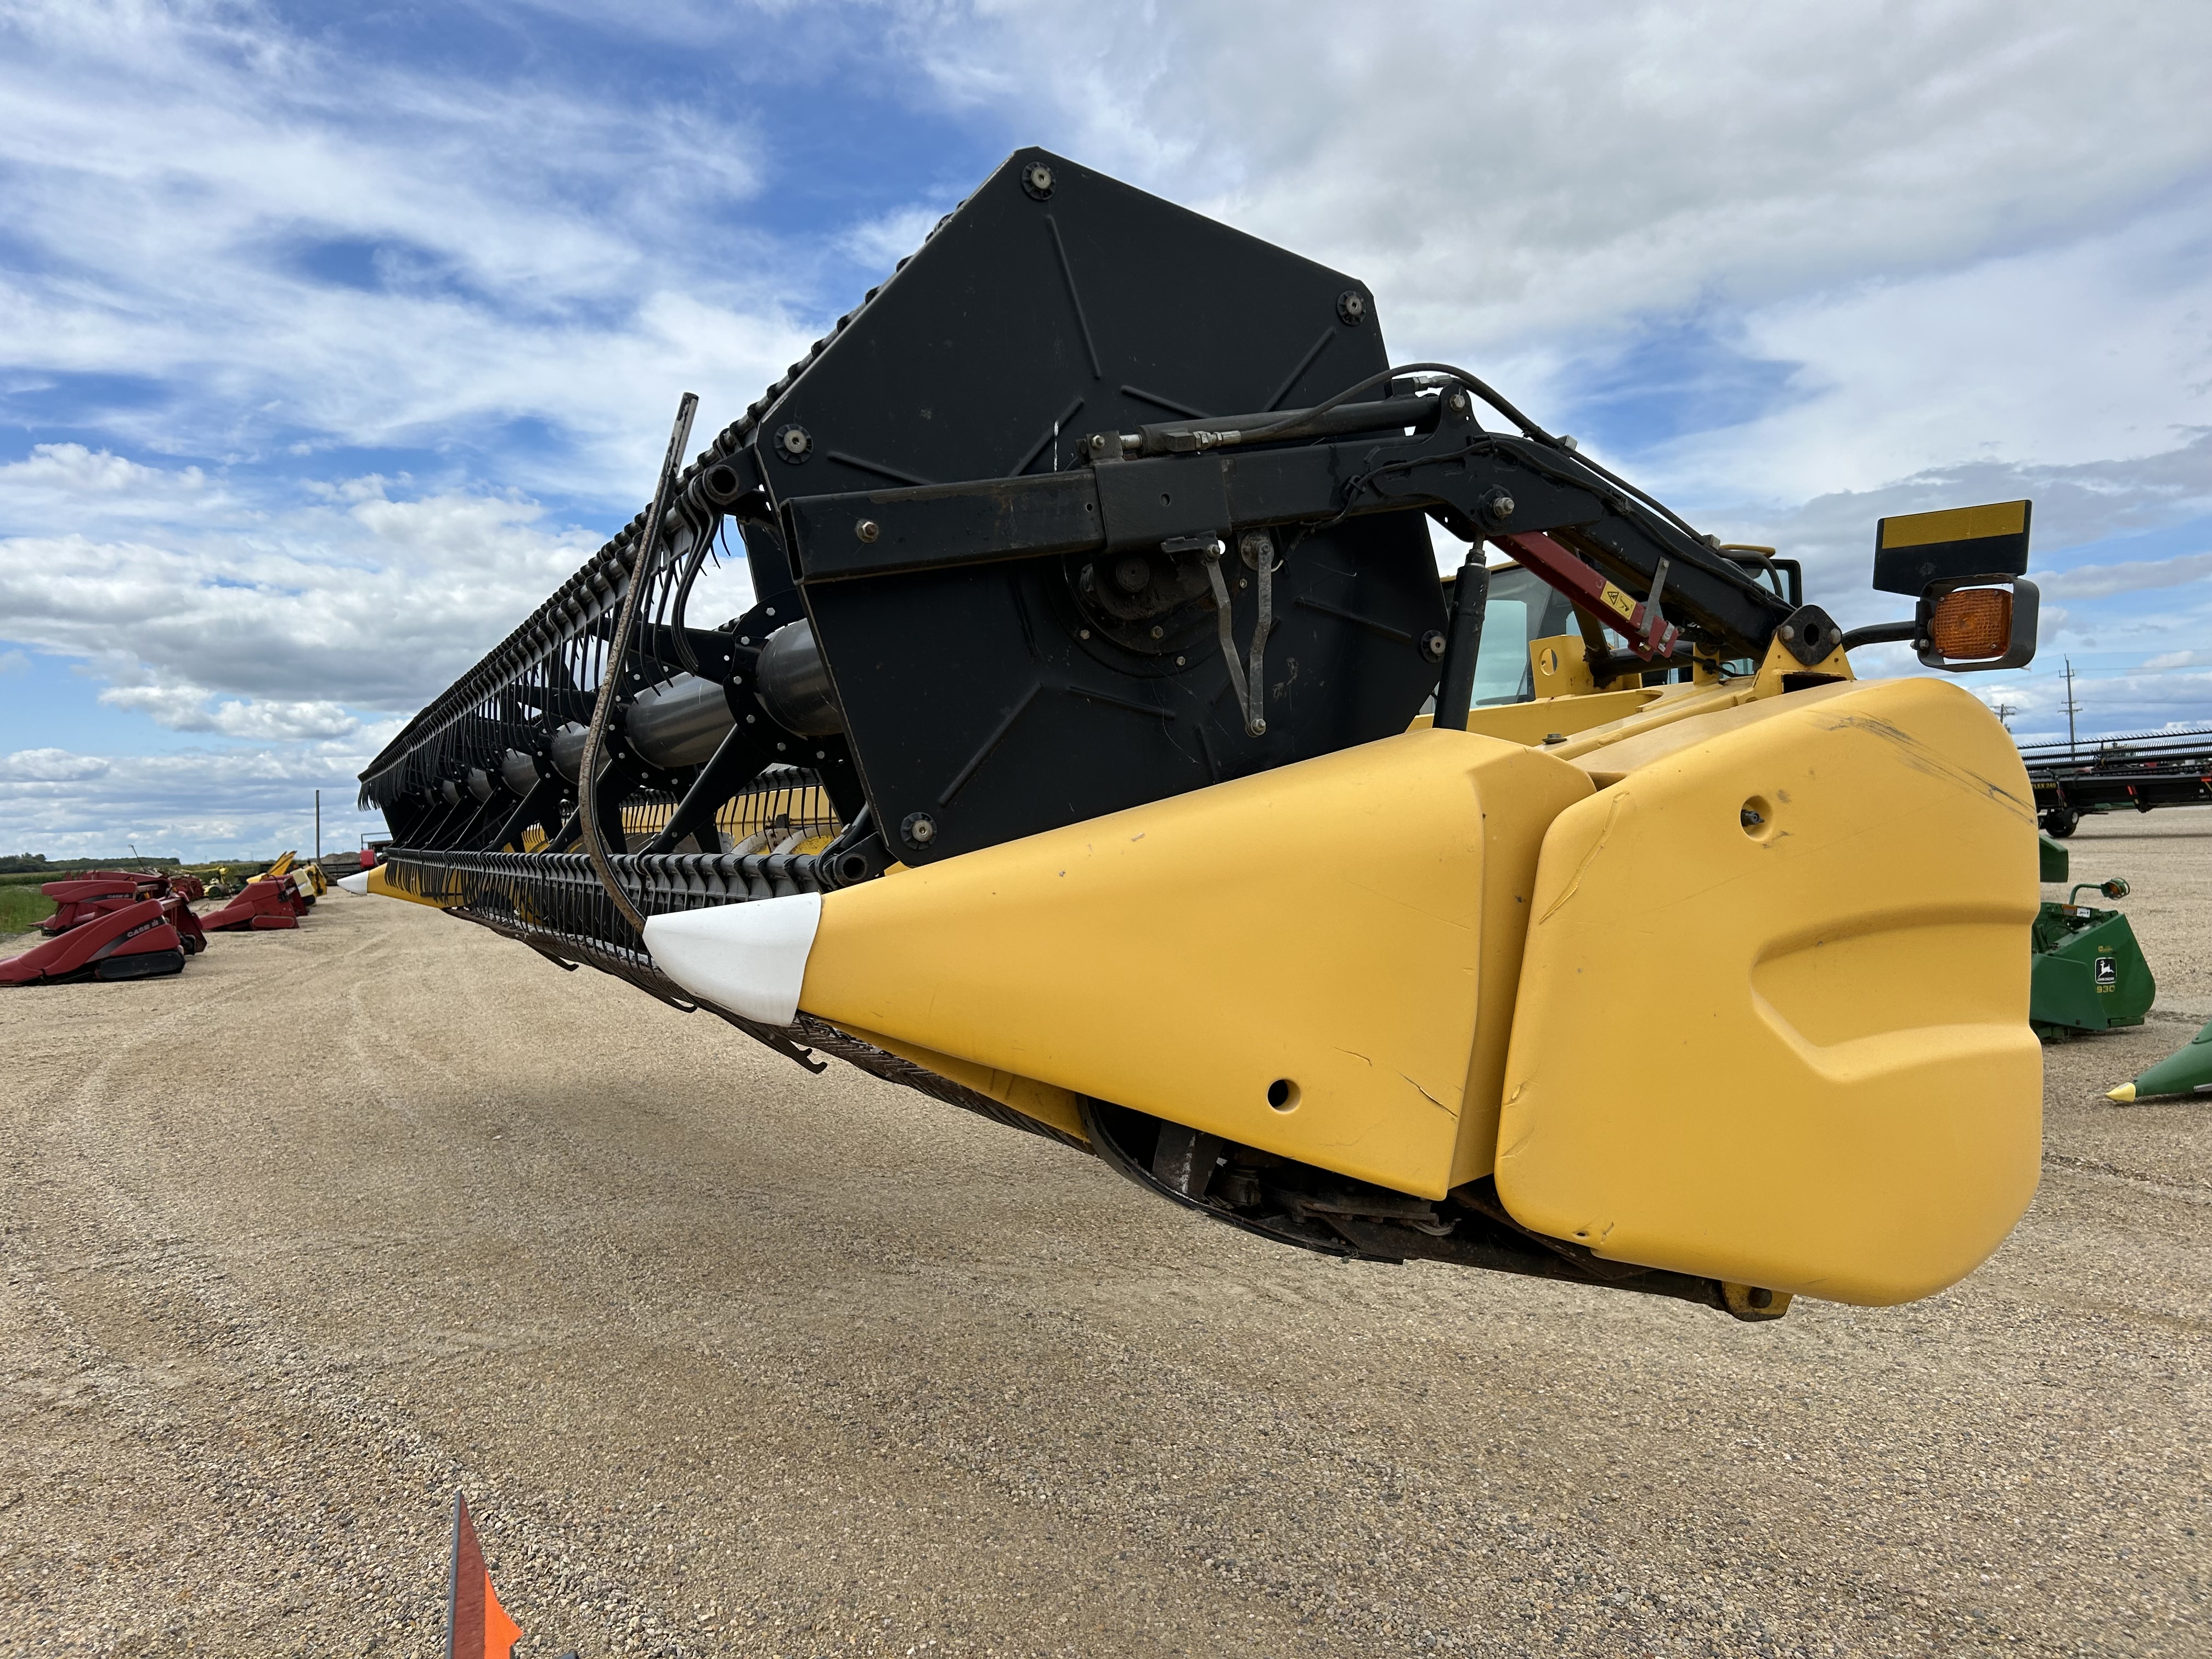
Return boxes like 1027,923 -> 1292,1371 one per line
1878,500 -> 2028,551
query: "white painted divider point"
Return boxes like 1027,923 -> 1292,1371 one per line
642,891 -> 823,1025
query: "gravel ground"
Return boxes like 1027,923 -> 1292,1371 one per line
2,810 -> 2207,1657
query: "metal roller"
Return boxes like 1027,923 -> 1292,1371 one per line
754,621 -> 844,738
625,672 -> 746,768
547,721 -> 592,782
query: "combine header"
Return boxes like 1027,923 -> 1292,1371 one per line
1,868 -> 207,985
358,150 -> 2048,1318
2023,724 -> 2212,837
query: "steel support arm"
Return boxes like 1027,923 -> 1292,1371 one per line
774,388 -> 1801,661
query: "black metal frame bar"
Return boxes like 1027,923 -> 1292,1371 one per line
774,391 -> 1809,665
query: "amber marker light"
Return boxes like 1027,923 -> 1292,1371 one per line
1929,586 -> 2013,661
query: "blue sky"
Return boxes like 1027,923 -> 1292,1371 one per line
3,0 -> 2210,857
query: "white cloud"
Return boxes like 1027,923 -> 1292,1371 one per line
0,743 -> 385,860
0,747 -> 110,784
2035,549 -> 2212,601
0,1 -> 815,492
0,479 -> 606,715
96,682 -> 359,741
838,203 -> 953,274
2039,667 -> 2212,715
2141,648 -> 2212,672
1648,208 -> 2212,504
905,2 -> 2212,353
0,442 -> 210,498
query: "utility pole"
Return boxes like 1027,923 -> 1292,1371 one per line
314,789 -> 322,871
1991,699 -> 2018,731
2062,658 -> 2081,758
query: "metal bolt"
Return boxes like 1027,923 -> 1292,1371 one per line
1448,391 -> 1469,414
1741,806 -> 1765,828
1779,624 -> 1796,641
772,424 -> 812,463
1079,628 -> 1091,640
1420,630 -> 1447,662
855,520 -> 879,543
1251,718 -> 1267,735
1543,732 -> 1566,744
901,812 -> 938,848
1336,289 -> 1367,326
1175,655 -> 1186,666
1150,624 -> 1164,639
815,750 -> 825,759
1022,162 -> 1056,200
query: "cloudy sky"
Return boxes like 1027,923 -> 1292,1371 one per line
3,0 -> 2209,857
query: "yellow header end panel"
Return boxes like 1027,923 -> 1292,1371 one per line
1496,676 -> 2041,1305
798,729 -> 1593,1199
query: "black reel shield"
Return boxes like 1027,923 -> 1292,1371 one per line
751,148 -> 1447,864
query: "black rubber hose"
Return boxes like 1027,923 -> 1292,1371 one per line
1242,361 -> 1715,554
1841,620 -> 1918,652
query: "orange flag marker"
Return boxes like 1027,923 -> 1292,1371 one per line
446,1493 -> 523,1659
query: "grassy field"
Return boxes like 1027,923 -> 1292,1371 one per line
0,885 -> 57,934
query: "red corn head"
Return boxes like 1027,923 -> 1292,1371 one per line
198,875 -> 308,931
37,871 -> 207,957
1,896 -> 189,985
